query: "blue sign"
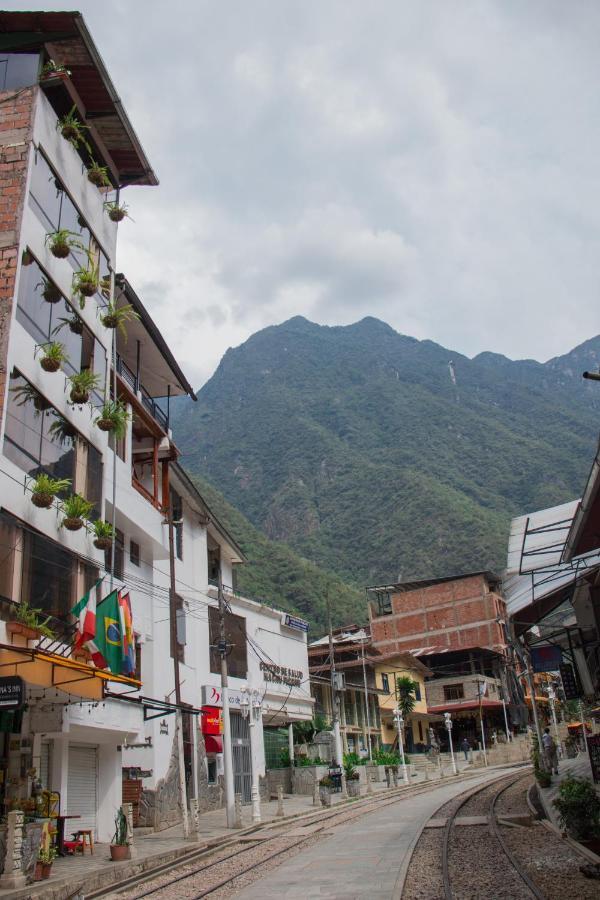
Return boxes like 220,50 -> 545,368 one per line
283,614 -> 309,632
531,646 -> 562,673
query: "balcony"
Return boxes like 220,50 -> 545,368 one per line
115,354 -> 169,433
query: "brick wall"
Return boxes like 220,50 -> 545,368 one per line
425,675 -> 502,708
370,574 -> 507,654
0,86 -> 35,423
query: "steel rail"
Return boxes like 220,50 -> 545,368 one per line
489,777 -> 548,900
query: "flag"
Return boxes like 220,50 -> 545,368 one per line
118,590 -> 136,676
71,580 -> 101,650
89,589 -> 123,672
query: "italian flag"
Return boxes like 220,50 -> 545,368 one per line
71,580 -> 102,651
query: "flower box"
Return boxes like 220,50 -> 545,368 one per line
6,621 -> 40,641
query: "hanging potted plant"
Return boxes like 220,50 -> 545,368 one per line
21,248 -> 34,267
36,275 -> 62,304
73,261 -> 99,300
7,599 -> 54,641
61,493 -> 93,532
67,369 -> 101,405
49,415 -> 78,445
10,382 -> 51,414
94,399 -> 131,437
38,341 -> 68,373
100,301 -> 139,338
103,201 -> 131,223
45,229 -> 82,260
56,105 -> 88,147
110,807 -> 130,861
40,59 -> 71,83
87,160 -> 111,189
91,519 -> 115,551
53,314 -> 84,336
29,473 -> 71,509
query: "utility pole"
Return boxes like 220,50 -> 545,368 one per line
326,587 -> 346,796
475,678 -> 488,766
217,569 -> 236,827
167,504 -> 189,837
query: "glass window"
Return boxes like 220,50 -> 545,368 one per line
0,53 -> 39,91
0,516 -> 17,601
414,684 -> 421,701
15,258 -> 53,345
381,673 -> 389,693
29,150 -> 62,231
208,606 -> 247,679
171,489 -> 183,560
443,684 -> 464,701
85,444 -> 103,520
130,540 -> 140,567
104,527 -> 124,580
21,529 -> 75,619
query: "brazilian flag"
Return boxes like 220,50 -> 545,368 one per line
89,590 -> 124,674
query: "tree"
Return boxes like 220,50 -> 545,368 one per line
396,676 -> 419,721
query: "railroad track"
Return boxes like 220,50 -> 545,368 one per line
90,765 -> 527,900
442,770 -> 547,900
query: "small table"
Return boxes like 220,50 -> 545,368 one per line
55,814 -> 80,856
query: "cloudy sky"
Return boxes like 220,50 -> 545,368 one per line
8,1 -> 600,387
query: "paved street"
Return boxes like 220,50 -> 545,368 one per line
236,768 -> 515,900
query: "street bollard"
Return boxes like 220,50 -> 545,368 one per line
234,793 -> 243,829
251,785 -> 261,824
276,784 -> 285,817
385,766 -> 391,788
424,764 -> 430,781
189,798 -> 201,840
0,811 -> 26,889
392,767 -> 398,788
313,780 -> 320,806
366,772 -> 373,794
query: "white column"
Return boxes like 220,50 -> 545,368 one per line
288,722 -> 295,766
97,743 -> 121,844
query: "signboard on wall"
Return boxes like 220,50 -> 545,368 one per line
531,646 -> 562,673
282,614 -> 309,633
201,684 -> 244,709
260,661 -> 303,687
201,706 -> 223,736
0,676 -> 23,709
559,663 -> 582,700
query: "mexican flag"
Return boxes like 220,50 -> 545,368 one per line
71,580 -> 102,650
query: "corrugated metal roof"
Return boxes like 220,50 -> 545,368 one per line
506,500 -> 579,575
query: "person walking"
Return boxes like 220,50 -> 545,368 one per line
542,727 -> 559,775
461,737 -> 470,762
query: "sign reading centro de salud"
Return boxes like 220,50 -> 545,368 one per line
259,661 -> 303,687
0,676 -> 23,709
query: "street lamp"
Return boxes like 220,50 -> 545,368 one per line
240,687 -> 263,824
393,708 -> 409,785
444,712 -> 458,775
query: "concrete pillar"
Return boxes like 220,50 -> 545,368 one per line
276,784 -> 284,817
0,811 -> 26,888
189,798 -> 201,840
234,793 -> 243,829
312,780 -> 320,806
97,743 -> 121,844
288,723 -> 295,767
122,801 -> 136,858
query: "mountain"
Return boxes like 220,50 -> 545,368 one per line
174,317 -> 600,588
190,473 -> 364,633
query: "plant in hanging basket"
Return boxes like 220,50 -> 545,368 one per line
36,275 -> 62,304
56,105 -> 88,148
29,473 -> 71,509
103,201 -> 132,223
67,369 -> 100,405
40,59 -> 71,81
87,160 -> 111,189
10,382 -> 51,414
45,229 -> 83,260
100,301 -> 139,339
61,493 -> 93,531
73,262 -> 99,299
53,315 -> 84,336
38,341 -> 67,373
21,248 -> 34,267
94,399 -> 131,438
91,519 -> 115,551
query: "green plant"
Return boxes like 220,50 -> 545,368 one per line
73,262 -> 100,307
41,59 -> 71,79
36,275 -> 62,304
279,747 -> 291,767
61,493 -> 94,521
319,776 -> 333,788
112,807 -> 129,846
68,369 -> 100,405
553,776 -> 600,840
100,301 -> 139,339
94,400 -> 131,439
373,749 -> 402,767
91,519 -> 115,550
10,383 -> 51,413
48,415 -> 78,445
343,759 -> 359,780
53,315 -> 84,336
29,473 -> 71,509
14,599 -> 54,638
45,229 -> 83,260
56,105 -> 87,147
103,201 -> 131,223
396,676 -> 419,720
38,341 -> 68,373
87,161 -> 111,189
37,847 -> 57,864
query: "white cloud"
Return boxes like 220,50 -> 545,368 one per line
8,0 -> 600,386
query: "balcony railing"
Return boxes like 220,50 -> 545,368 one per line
115,354 -> 169,432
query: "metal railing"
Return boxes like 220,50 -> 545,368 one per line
115,354 -> 169,432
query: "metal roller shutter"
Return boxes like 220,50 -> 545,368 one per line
67,745 -> 98,838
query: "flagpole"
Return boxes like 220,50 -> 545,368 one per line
109,271 -> 117,593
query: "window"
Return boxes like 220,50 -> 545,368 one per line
0,54 -> 39,91
171,489 -> 183,560
206,758 -> 217,785
104,528 -> 124,580
130,540 -> 140,567
414,684 -> 421,702
21,528 -> 76,620
443,684 -> 464,702
207,546 -> 220,584
208,606 -> 247,679
381,673 -> 390,693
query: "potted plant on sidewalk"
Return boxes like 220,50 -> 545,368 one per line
110,807 -> 130,861
61,493 -> 93,532
343,758 -> 361,797
29,473 -> 71,509
94,399 -> 130,437
319,775 -> 333,807
553,775 -> 600,852
91,519 -> 115,551
67,369 -> 100,405
38,341 -> 68,373
38,847 -> 57,879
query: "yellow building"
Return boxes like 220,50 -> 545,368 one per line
374,653 -> 433,752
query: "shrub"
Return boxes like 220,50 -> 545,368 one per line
553,776 -> 600,841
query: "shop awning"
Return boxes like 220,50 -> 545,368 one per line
205,735 -> 223,753
0,644 -> 141,702
426,699 -> 504,715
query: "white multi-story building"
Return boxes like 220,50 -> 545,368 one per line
0,11 -> 312,844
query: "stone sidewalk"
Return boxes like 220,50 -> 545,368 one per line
0,758 -> 504,900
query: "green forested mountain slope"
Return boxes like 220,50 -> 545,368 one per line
190,472 -> 364,633
174,317 -> 600,587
